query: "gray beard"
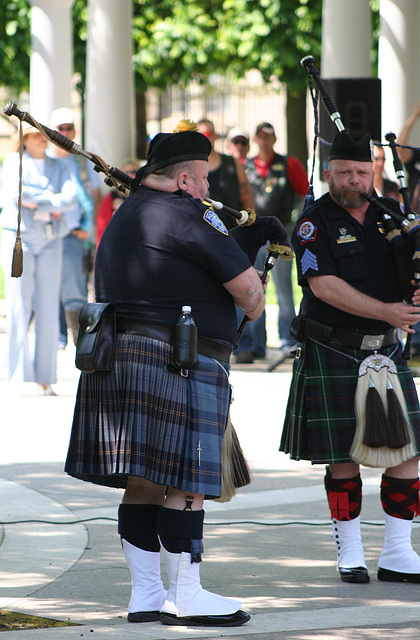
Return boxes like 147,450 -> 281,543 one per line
329,186 -> 369,209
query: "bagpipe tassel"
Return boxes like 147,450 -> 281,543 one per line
214,410 -> 251,503
351,353 -> 416,468
362,376 -> 389,448
386,376 -> 412,449
11,235 -> 23,278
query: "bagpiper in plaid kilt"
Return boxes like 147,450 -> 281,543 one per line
64,124 -> 265,627
284,127 -> 420,586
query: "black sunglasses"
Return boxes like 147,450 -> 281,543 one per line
232,139 -> 249,146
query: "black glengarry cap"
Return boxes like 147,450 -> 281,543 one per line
328,131 -> 373,162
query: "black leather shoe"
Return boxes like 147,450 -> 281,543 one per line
159,609 -> 251,627
128,610 -> 160,622
339,566 -> 370,583
378,567 -> 420,583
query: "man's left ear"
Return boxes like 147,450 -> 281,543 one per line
177,171 -> 189,190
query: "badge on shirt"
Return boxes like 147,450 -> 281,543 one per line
203,208 -> 228,235
301,248 -> 318,275
296,219 -> 317,244
336,227 -> 357,244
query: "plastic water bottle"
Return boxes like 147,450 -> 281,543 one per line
173,305 -> 198,370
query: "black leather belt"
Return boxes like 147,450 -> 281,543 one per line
305,318 -> 398,350
116,318 -> 232,363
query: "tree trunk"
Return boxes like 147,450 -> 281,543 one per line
135,88 -> 148,160
286,87 -> 308,170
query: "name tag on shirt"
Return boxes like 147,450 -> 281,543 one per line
336,235 -> 357,244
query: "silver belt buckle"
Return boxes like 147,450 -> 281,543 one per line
360,334 -> 384,350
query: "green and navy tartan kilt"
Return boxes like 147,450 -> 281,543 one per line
65,334 -> 231,498
280,338 -> 420,464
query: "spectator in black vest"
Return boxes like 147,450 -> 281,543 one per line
239,122 -> 308,363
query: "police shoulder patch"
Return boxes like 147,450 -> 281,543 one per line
296,218 -> 317,244
203,208 -> 228,235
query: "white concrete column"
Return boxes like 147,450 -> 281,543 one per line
321,0 -> 371,77
29,0 -> 74,122
85,0 -> 135,168
379,0 -> 420,140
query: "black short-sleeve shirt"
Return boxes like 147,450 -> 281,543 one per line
292,193 -> 408,333
95,185 -> 251,345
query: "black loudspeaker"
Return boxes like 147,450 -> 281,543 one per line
318,77 -> 382,179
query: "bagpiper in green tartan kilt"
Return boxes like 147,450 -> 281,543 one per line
280,338 -> 420,464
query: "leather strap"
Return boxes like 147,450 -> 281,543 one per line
116,318 -> 232,363
305,318 -> 398,350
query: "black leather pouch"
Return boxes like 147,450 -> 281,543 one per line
75,303 -> 116,373
304,317 -> 334,343
289,314 -> 307,342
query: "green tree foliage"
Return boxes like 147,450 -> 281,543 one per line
0,0 -> 31,97
0,1 -> 381,95
73,0 -> 89,90
131,0 -> 323,162
132,0 -> 322,93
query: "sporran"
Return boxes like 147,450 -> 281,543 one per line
351,352 -> 416,467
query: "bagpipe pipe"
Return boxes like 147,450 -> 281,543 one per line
301,55 -> 420,468
3,101 -> 294,290
3,101 -> 294,347
3,101 -> 133,277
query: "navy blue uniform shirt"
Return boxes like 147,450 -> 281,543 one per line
95,185 -> 251,345
293,193 -> 410,333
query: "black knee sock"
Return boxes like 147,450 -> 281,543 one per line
157,507 -> 204,563
118,503 -> 161,552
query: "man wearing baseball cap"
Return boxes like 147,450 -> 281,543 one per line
227,128 -> 250,165
236,121 -> 308,364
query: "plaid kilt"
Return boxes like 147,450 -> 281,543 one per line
65,334 -> 231,498
280,338 -> 420,464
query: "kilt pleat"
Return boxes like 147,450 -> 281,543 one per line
280,339 -> 420,464
65,334 -> 230,497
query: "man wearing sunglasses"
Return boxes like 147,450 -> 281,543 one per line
227,128 -> 250,165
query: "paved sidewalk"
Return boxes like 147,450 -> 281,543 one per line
1,305 -> 420,638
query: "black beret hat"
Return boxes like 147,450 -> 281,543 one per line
131,120 -> 211,190
328,131 -> 373,162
